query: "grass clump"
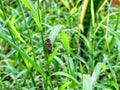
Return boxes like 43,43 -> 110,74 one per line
0,0 -> 120,90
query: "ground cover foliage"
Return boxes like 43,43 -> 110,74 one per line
0,0 -> 120,90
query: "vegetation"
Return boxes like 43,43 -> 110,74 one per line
0,0 -> 120,90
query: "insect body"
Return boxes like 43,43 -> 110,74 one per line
44,38 -> 52,54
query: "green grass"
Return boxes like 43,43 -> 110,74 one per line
0,0 -> 120,90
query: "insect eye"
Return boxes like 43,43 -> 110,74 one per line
46,38 -> 50,42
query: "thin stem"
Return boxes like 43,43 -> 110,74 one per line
37,0 -> 55,90
17,0 -> 37,87
37,0 -> 48,90
37,1 -> 48,61
17,0 -> 36,61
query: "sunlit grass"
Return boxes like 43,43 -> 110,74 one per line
0,0 -> 120,90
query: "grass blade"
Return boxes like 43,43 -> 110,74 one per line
60,31 -> 70,55
46,47 -> 59,69
21,0 -> 42,29
91,62 -> 103,85
51,72 -> 79,85
49,25 -> 62,44
83,74 -> 92,90
0,34 -> 46,79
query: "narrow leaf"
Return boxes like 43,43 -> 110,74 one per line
60,31 -> 70,55
51,72 -> 79,85
83,74 -> 92,90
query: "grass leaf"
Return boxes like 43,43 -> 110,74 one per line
83,74 -> 92,90
21,0 -> 42,29
0,34 -> 46,79
49,25 -> 62,44
51,72 -> 79,85
46,47 -> 59,69
91,62 -> 103,85
60,31 -> 70,55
